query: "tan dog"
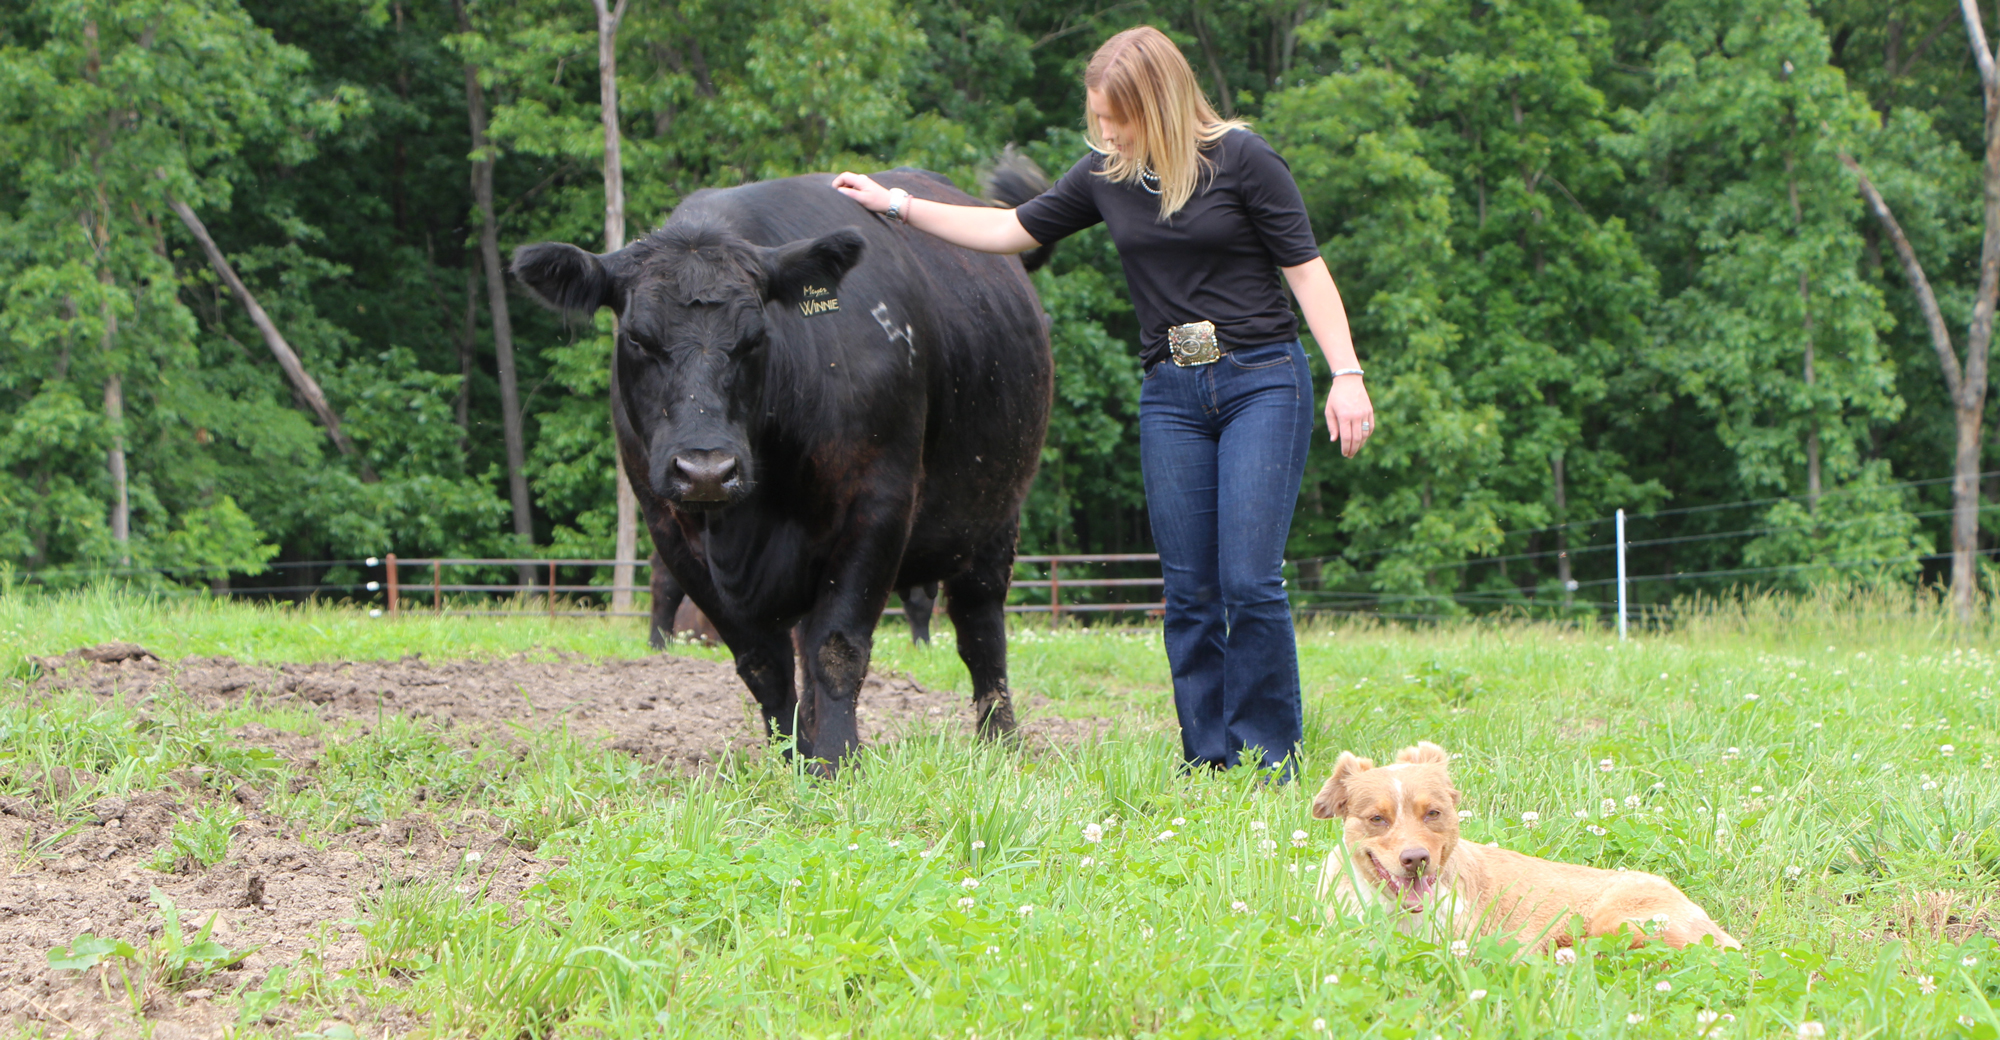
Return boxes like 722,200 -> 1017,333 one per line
1310,741 -> 1740,951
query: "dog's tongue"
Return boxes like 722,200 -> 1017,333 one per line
1393,874 -> 1434,912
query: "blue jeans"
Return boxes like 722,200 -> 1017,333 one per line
1140,339 -> 1313,775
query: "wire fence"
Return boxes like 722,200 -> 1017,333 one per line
5,469 -> 1984,630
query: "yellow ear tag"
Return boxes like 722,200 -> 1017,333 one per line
799,285 -> 840,317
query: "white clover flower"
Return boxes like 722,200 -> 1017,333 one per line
960,877 -> 980,889
1574,809 -> 1591,820
1918,975 -> 1936,995
1656,980 -> 1672,993
1018,904 -> 1034,917
1588,825 -> 1608,836
986,945 -> 1000,954
1923,781 -> 1939,791
957,896 -> 975,910
1312,1018 -> 1327,1032
1156,830 -> 1177,841
1102,814 -> 1120,827
1727,747 -> 1740,755
1555,948 -> 1577,966
1697,1010 -> 1721,1029
1021,1002 -> 1032,1012
1083,823 -> 1103,843
1963,955 -> 1979,968
1941,744 -> 1956,757
971,840 -> 987,850
463,851 -> 483,866
789,879 -> 803,888
1602,797 -> 1618,815
1785,865 -> 1803,878
1286,862 -> 1299,873
1627,1013 -> 1645,1025
1599,758 -> 1615,772
1171,817 -> 1187,826
1292,829 -> 1309,847
1140,925 -> 1155,940
1652,782 -> 1667,791
1250,820 -> 1267,831
1080,856 -> 1094,867
1963,1016 -> 1980,1029
1521,811 -> 1540,827
1468,988 -> 1487,1001
1745,693 -> 1760,701
1797,1022 -> 1826,1039
1696,806 -> 1710,815
1231,900 -> 1250,914
1258,838 -> 1278,852
1323,973 -> 1340,985
920,850 -> 935,858
847,843 -> 859,851
1651,912 -> 1671,926
1448,940 -> 1469,957
888,839 -> 901,847
1625,795 -> 1643,809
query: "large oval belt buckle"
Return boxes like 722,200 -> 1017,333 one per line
1168,320 -> 1221,367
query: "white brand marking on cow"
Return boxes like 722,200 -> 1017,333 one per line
870,301 -> 916,366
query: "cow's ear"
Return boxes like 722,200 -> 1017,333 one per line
512,242 -> 621,314
759,228 -> 865,306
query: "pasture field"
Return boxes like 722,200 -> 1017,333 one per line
0,589 -> 1996,1039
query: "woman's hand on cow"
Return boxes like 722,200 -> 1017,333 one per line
1327,376 -> 1374,459
832,172 -> 892,212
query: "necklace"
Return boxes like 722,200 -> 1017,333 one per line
1139,166 -> 1161,195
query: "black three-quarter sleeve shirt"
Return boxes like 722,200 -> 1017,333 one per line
1013,128 -> 1321,368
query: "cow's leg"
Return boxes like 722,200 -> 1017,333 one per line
943,532 -> 1017,740
901,582 -> 938,645
795,517 -> 909,771
647,551 -> 683,650
724,626 -> 800,746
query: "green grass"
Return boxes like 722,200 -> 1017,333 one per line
3,587 -> 1998,1038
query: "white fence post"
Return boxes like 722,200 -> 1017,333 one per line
1616,508 -> 1628,641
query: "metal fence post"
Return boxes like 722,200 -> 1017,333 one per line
385,554 -> 399,617
433,559 -> 442,615
1615,509 -> 1627,641
549,559 -> 557,620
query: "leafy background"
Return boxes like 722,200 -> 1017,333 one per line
0,0 -> 1991,610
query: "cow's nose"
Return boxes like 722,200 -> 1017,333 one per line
673,451 -> 739,501
1399,847 -> 1430,874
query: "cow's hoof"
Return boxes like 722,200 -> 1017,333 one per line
801,757 -> 839,780
974,694 -> 1017,740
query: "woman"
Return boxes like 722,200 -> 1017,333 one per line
833,25 -> 1372,778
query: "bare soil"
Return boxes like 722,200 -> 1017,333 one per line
1,644 -> 1116,1038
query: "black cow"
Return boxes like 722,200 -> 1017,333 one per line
513,164 -> 1053,768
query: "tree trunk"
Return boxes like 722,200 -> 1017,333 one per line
1187,2 -> 1234,117
594,0 -> 641,617
456,0 -> 535,587
166,195 -> 377,482
104,372 -> 129,564
457,267 -> 475,453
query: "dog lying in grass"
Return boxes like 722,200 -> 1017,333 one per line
1310,741 -> 1741,952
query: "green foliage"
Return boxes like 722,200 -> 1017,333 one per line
148,800 -> 244,872
0,0 -> 1991,606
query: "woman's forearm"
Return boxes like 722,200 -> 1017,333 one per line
1282,256 -> 1360,373
903,197 -> 1043,254
831,171 -> 1042,255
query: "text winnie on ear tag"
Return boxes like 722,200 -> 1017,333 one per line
799,284 -> 840,317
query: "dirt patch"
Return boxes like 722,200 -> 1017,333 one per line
3,645 -> 1120,1037
25,646 -> 1110,768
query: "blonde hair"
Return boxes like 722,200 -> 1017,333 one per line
1083,26 -> 1249,220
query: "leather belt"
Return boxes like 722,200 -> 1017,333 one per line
1166,320 -> 1222,366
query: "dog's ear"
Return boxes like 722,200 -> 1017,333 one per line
1395,741 -> 1450,766
1310,751 -> 1375,820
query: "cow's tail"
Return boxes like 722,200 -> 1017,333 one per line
983,146 -> 1056,273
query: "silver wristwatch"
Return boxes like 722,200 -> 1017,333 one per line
885,188 -> 912,222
